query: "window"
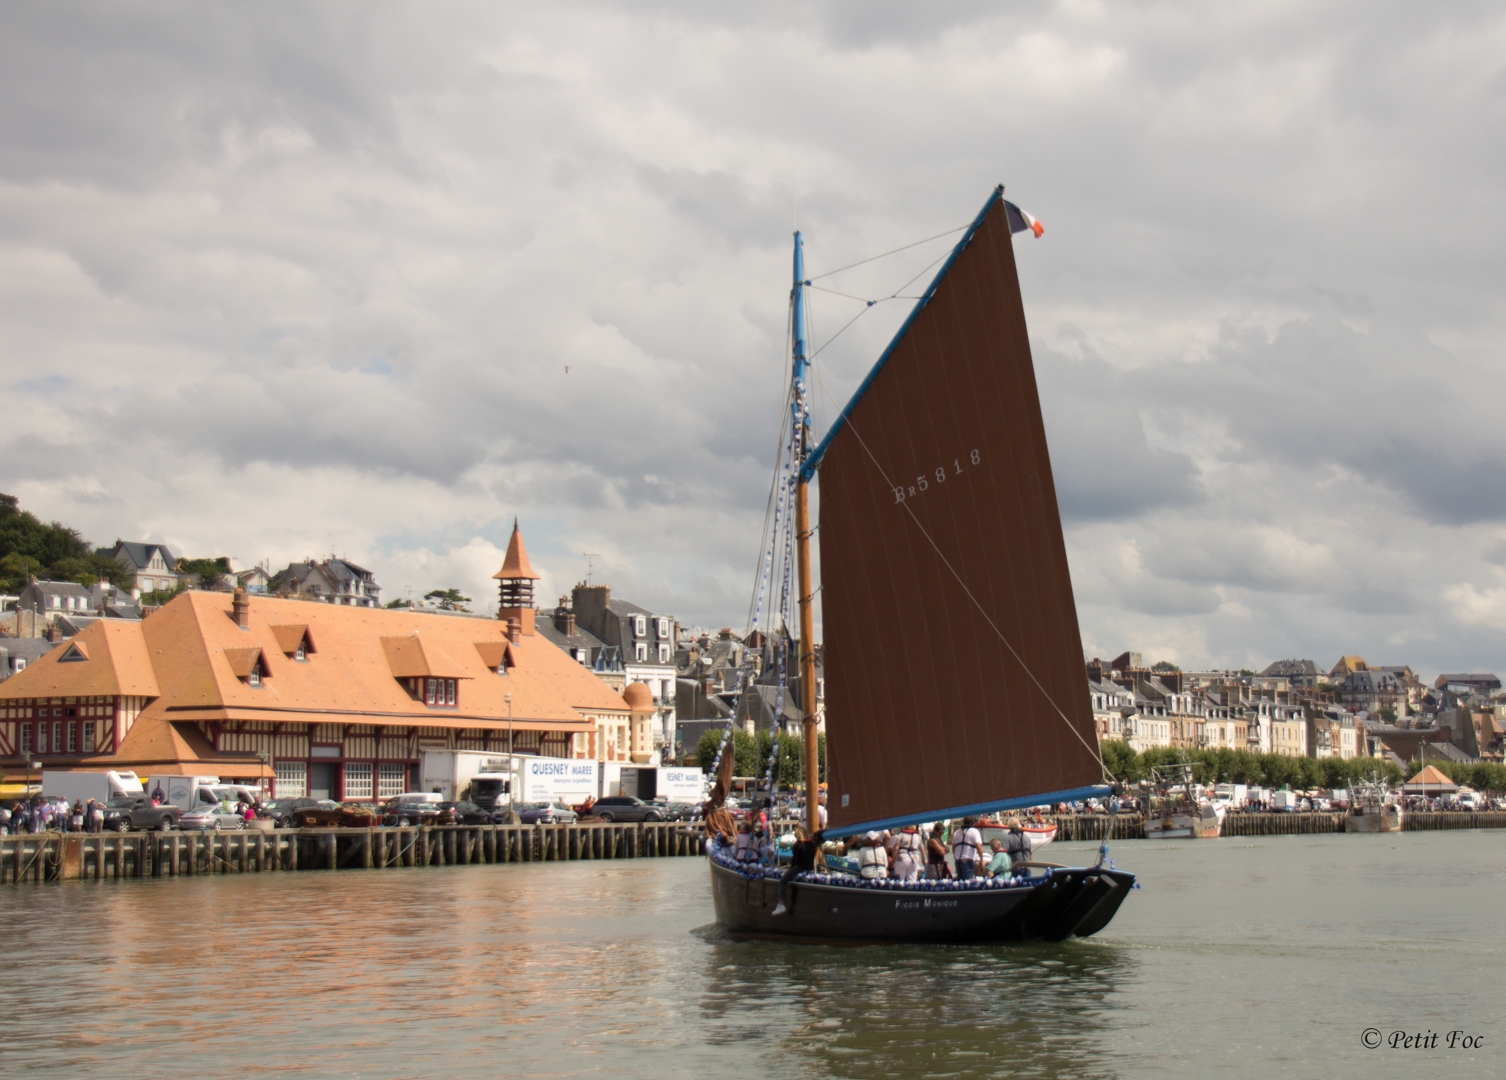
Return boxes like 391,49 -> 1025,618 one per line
657,618 -> 669,638
344,763 -> 374,800
248,662 -> 261,688
425,679 -> 437,706
658,644 -> 670,663
294,642 -> 305,661
634,616 -> 646,638
635,643 -> 647,662
13,659 -> 23,672
275,761 -> 308,798
82,721 -> 95,752
447,679 -> 457,706
67,723 -> 77,753
38,723 -> 49,754
20,723 -> 30,754
378,763 -> 407,799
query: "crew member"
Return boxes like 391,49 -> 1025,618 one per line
771,826 -> 820,916
951,816 -> 985,880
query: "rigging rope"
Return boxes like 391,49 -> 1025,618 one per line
807,224 -> 967,281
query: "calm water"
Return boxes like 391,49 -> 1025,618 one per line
0,831 -> 1500,1079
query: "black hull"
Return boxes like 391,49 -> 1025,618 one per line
710,858 -> 1134,944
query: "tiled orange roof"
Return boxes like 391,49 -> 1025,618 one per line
2,592 -> 630,736
0,619 -> 161,699
141,591 -> 629,729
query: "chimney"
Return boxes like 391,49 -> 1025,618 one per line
232,587 -> 250,630
554,606 -> 576,636
507,617 -> 522,645
46,621 -> 61,643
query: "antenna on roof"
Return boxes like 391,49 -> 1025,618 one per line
584,553 -> 601,585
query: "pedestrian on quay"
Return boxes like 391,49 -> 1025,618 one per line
925,824 -> 952,879
70,800 -> 85,832
151,785 -> 164,806
0,802 -> 10,834
240,798 -> 256,822
85,798 -> 102,833
891,825 -> 924,881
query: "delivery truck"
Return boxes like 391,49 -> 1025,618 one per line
43,770 -> 145,804
418,751 -> 602,808
418,750 -> 516,807
146,775 -> 259,811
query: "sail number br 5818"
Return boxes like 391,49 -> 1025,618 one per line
894,449 -> 981,503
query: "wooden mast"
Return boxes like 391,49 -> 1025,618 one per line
790,230 -> 821,836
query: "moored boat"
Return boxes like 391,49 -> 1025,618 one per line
1145,765 -> 1223,839
1344,782 -> 1402,833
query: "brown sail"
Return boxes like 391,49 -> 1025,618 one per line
808,188 -> 1104,834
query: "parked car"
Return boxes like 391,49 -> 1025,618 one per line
435,800 -> 497,825
102,797 -> 182,832
262,798 -> 336,828
180,805 -> 246,831
382,797 -> 446,827
590,796 -> 665,823
516,801 -> 579,825
645,797 -> 696,821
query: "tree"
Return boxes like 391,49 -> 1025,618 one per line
385,598 -> 409,609
424,588 -> 471,612
179,556 -> 233,590
1152,660 -> 1181,672
1377,707 -> 1397,723
1100,740 -> 1141,783
0,492 -> 131,591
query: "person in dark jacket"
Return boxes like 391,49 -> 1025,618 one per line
771,827 -> 822,916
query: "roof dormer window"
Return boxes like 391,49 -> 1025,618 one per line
634,616 -> 646,638
657,617 -> 669,639
248,662 -> 262,687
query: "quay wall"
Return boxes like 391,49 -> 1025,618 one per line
7,812 -> 1506,885
0,821 -> 701,885
1053,811 -> 1506,839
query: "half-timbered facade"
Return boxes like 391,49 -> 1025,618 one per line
0,586 -> 631,799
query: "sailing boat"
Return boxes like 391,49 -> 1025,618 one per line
706,186 -> 1136,943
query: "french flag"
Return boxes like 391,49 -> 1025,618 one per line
1004,200 -> 1044,238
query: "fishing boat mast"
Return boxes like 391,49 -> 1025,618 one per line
790,232 -> 821,836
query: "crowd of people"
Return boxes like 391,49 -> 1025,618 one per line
2,797 -> 106,834
716,813 -> 1040,915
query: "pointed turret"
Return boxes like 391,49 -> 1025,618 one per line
493,519 -> 539,634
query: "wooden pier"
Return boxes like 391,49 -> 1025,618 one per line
0,821 -> 703,885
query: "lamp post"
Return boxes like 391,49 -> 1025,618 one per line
505,692 -> 518,824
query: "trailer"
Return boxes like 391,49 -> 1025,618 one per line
619,766 -> 704,802
419,750 -> 515,806
42,770 -> 145,804
418,751 -> 600,808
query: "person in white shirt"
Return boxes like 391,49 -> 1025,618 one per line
950,816 -> 985,880
816,796 -> 828,829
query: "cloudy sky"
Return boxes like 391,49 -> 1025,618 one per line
3,2 -> 1504,678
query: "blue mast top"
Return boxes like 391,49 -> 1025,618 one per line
791,232 -> 810,443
